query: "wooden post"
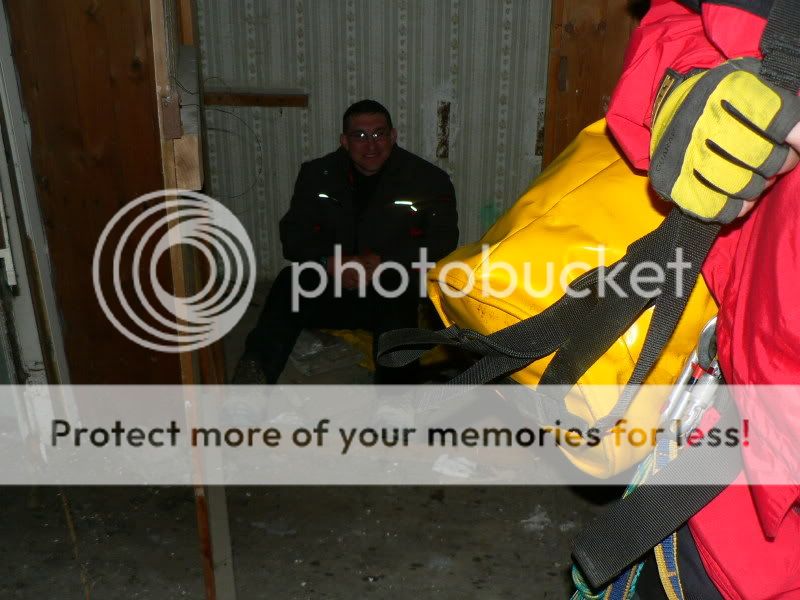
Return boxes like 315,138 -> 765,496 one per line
150,1 -> 236,598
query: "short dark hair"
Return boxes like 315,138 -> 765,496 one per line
342,99 -> 393,132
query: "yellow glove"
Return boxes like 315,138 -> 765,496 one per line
650,58 -> 800,223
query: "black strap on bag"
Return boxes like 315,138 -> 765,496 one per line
539,212 -> 718,433
379,202 -> 719,433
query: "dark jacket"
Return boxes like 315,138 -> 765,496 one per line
279,146 -> 458,266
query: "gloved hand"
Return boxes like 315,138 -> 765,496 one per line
650,58 -> 800,223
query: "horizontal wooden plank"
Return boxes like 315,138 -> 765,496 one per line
203,91 -> 308,108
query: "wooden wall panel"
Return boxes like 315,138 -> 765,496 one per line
543,0 -> 638,167
6,0 -> 182,383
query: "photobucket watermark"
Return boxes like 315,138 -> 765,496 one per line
93,190 -> 255,352
290,245 -> 693,311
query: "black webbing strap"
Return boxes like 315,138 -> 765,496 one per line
538,211 -> 719,432
571,393 -> 742,590
378,209 -> 673,381
575,215 -> 719,433
378,285 -> 598,370
378,209 -> 719,432
536,220 -> 671,388
377,241 -> 641,430
538,210 -> 715,396
760,0 -> 800,94
378,273 -> 607,429
522,210 -> 718,435
378,264 -> 604,378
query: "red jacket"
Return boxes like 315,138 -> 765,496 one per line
607,1 -> 800,598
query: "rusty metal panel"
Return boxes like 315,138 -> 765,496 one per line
196,0 -> 550,279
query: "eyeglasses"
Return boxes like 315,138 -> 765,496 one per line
345,128 -> 390,143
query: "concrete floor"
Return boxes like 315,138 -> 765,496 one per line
0,485 -> 618,599
0,287 -> 620,599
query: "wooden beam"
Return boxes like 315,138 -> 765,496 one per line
543,0 -> 638,167
151,4 -> 235,600
204,91 -> 309,108
177,0 -> 195,45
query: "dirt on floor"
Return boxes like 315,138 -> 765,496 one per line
0,485 -> 620,599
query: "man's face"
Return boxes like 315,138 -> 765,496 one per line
340,113 -> 397,176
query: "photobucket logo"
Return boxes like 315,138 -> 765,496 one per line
92,190 -> 255,353
289,244 -> 692,310
434,245 -> 692,301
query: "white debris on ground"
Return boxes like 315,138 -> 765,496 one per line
432,453 -> 477,479
559,521 -> 578,532
520,504 -> 552,533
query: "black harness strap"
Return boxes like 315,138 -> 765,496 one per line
592,216 -> 719,432
572,392 -> 742,590
760,0 -> 800,93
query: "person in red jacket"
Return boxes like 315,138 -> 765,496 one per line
605,1 -> 800,598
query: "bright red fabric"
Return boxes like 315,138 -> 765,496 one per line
607,1 -> 765,169
607,2 -> 800,598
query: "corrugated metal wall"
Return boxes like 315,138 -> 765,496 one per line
196,0 -> 551,280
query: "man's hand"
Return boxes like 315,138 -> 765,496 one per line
650,58 -> 800,223
340,264 -> 361,290
327,252 -> 382,290
360,251 -> 381,282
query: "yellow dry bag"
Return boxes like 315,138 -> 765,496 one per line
381,120 -> 718,478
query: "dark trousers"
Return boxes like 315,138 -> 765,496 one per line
244,266 -> 421,383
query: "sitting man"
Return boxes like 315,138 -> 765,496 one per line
234,99 -> 459,384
